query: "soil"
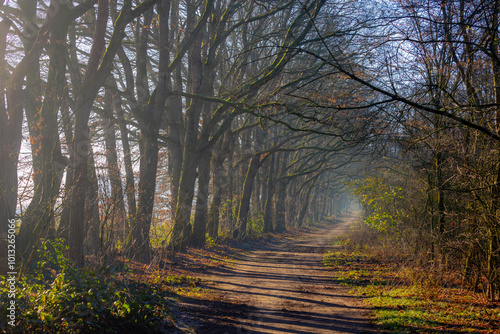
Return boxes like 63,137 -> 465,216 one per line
175,212 -> 379,333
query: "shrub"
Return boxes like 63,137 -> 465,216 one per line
0,239 -> 176,333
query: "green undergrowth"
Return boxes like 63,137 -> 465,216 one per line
0,239 -> 203,333
323,248 -> 500,333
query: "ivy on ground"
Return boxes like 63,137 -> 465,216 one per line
0,239 -> 181,334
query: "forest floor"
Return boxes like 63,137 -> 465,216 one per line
170,212 -> 378,333
6,213 -> 499,333
121,211 -> 500,334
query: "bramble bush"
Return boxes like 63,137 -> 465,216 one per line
0,239 -> 176,333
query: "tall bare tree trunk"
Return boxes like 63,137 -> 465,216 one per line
19,3 -> 77,259
488,0 -> 500,300
103,88 -> 126,243
208,159 -> 224,239
274,152 -> 289,233
191,149 -> 211,247
84,151 -> 101,256
297,181 -> 315,228
263,154 -> 276,233
166,0 -> 184,215
169,0 -> 212,251
2,0 -> 65,269
68,0 -> 109,267
234,155 -> 262,239
128,124 -> 160,262
0,16 -> 12,275
116,102 -> 136,226
207,133 -> 232,239
128,0 -> 171,262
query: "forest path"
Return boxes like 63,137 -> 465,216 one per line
180,212 -> 378,333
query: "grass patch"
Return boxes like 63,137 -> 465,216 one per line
161,275 -> 201,287
323,248 -> 500,333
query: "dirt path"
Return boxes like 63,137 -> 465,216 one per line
178,212 -> 378,333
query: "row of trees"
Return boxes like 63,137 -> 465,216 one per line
347,0 -> 500,301
2,0 -> 500,301
0,0 -> 362,274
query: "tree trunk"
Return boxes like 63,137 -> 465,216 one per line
0,17 -> 12,275
207,133 -> 232,239
274,179 -> 288,233
116,101 -> 136,225
287,180 -> 297,227
489,0 -> 500,300
169,3 -> 205,251
252,170 -> 262,214
68,0 -> 110,268
297,182 -> 315,228
263,154 -> 276,233
3,0 -> 60,234
127,0 -> 172,262
103,88 -> 126,243
169,147 -> 200,251
207,159 -> 224,239
84,150 -> 101,256
165,0 -> 184,215
310,188 -> 320,223
18,6 -> 68,257
191,148 -> 211,247
127,124 -> 160,262
226,142 -> 235,231
234,155 -> 262,239
274,152 -> 289,233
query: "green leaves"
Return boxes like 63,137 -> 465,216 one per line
0,239 -> 177,333
348,175 -> 406,235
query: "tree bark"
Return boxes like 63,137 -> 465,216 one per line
207,150 -> 226,239
169,0 -> 210,251
103,88 -> 126,243
191,148 -> 211,247
116,101 -> 136,225
274,179 -> 288,233
263,154 -> 276,233
128,124 -> 160,262
274,152 -> 290,233
19,3 -> 76,259
84,150 -> 101,256
488,0 -> 500,300
68,0 -> 156,267
0,17 -> 12,275
234,155 -> 262,239
297,181 -> 315,228
69,0 -> 109,268
127,0 -> 171,262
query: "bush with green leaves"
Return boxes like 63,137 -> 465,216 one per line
0,239 -> 176,333
348,175 -> 406,235
248,211 -> 264,236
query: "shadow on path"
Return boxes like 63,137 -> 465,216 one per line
178,212 -> 380,333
